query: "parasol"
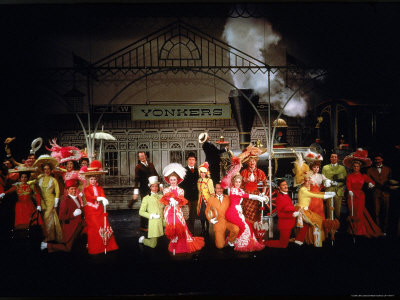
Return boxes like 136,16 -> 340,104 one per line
98,202 -> 113,254
88,126 -> 116,161
347,194 -> 358,244
322,197 -> 340,245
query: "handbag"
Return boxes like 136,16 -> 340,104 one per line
10,210 -> 43,241
181,204 -> 190,220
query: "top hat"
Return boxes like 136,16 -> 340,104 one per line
148,175 -> 160,187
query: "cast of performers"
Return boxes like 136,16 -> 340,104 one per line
81,160 -> 118,254
197,162 -> 215,236
43,179 -> 87,253
32,155 -> 63,243
0,168 -> 43,230
225,174 -> 266,252
264,179 -> 298,248
294,171 -> 336,247
138,176 -> 165,248
344,149 -> 383,238
205,183 -> 239,249
160,163 -> 204,254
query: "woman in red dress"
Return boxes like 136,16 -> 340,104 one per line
161,163 -> 204,254
0,168 -> 43,229
81,160 -> 118,254
225,174 -> 266,252
344,149 -> 383,238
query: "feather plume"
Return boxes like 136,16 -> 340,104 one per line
220,156 -> 242,189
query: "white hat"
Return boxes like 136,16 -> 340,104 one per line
148,176 -> 160,187
198,132 -> 209,144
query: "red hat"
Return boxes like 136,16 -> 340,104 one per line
65,179 -> 79,190
343,148 -> 372,169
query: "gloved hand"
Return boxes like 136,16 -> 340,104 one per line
368,182 -> 375,189
249,194 -> 267,202
37,206 -> 41,212
102,198 -> 109,206
210,218 -> 218,224
303,206 -> 309,211
323,191 -> 336,199
348,191 -> 354,197
331,181 -> 338,186
0,193 -> 5,199
54,198 -> 59,208
235,205 -> 243,213
324,179 -> 332,188
79,192 -> 83,198
292,211 -> 300,217
150,213 -> 160,219
73,208 -> 82,217
169,198 -> 178,207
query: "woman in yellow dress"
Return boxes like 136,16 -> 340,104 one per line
33,155 -> 63,243
197,162 -> 215,236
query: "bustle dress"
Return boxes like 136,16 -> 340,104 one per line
161,186 -> 204,254
346,172 -> 383,237
83,184 -> 119,254
225,187 -> 265,252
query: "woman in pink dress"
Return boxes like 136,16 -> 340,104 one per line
344,149 -> 383,238
161,163 -> 204,254
225,174 -> 266,252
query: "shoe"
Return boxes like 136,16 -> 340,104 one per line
138,236 -> 145,244
294,240 -> 303,246
227,241 -> 235,247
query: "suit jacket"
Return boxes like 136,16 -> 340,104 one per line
139,193 -> 164,238
205,194 -> 231,230
133,162 -> 159,197
367,165 -> 392,192
202,141 -> 223,183
275,192 -> 296,230
179,166 -> 199,202
58,194 -> 86,241
322,164 -> 347,197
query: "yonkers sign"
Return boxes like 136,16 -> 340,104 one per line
131,104 -> 231,121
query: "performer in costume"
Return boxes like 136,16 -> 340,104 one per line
0,167 -> 43,230
43,179 -> 87,253
225,174 -> 266,252
265,179 -> 298,248
197,162 -> 215,236
161,163 -> 204,254
344,149 -> 383,238
198,133 -> 222,184
322,152 -> 347,220
240,156 -> 267,226
81,160 -> 118,254
205,182 -> 239,249
294,171 -> 335,247
3,159 -> 19,185
32,155 -> 63,243
138,176 -> 165,248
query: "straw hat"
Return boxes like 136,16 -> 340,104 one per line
198,162 -> 210,177
8,165 -> 38,173
343,148 -> 372,169
33,154 -> 58,170
79,160 -> 107,177
148,175 -> 160,187
162,163 -> 186,184
198,132 -> 209,144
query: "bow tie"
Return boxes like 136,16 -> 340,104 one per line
377,166 -> 382,168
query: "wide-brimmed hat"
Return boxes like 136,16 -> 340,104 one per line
148,176 -> 160,187
198,132 -> 209,144
198,162 -> 210,177
79,160 -> 107,177
215,136 -> 229,145
303,149 -> 323,165
163,163 -> 186,184
8,165 -> 38,173
33,154 -> 58,170
343,148 -> 372,169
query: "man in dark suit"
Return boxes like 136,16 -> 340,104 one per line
367,153 -> 392,234
130,151 -> 160,232
179,152 -> 199,234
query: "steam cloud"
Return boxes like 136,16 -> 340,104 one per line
222,17 -> 309,117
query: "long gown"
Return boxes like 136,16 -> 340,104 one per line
346,172 -> 383,238
83,184 -> 119,254
161,186 -> 204,254
36,175 -> 63,242
225,187 -> 265,252
4,182 -> 43,229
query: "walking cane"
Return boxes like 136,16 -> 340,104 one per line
351,194 -> 355,244
173,203 -> 176,256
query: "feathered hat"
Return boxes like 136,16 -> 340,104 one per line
46,138 -> 82,164
79,160 -> 107,177
162,163 -> 186,184
343,148 -> 372,169
303,149 -> 323,165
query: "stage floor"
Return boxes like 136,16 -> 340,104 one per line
1,209 -> 399,297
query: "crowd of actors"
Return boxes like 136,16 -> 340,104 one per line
0,134 -> 398,256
